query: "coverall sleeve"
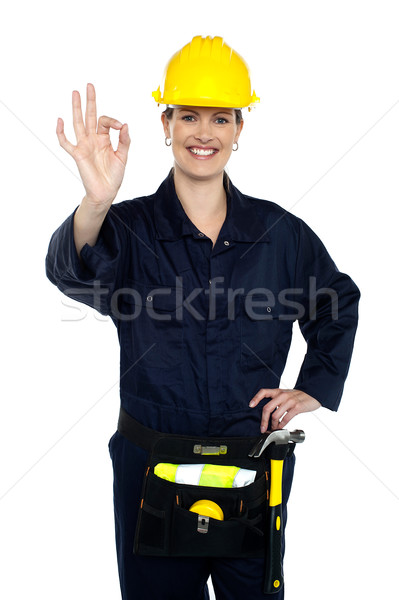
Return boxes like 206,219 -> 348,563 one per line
45,205 -> 128,316
293,218 -> 360,411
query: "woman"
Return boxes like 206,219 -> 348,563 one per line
46,36 -> 360,600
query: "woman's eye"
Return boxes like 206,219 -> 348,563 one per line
215,117 -> 228,124
182,115 -> 195,122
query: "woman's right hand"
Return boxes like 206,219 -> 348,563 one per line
56,83 -> 131,210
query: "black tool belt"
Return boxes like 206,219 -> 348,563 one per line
117,407 -> 270,559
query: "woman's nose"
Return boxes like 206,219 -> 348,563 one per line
195,121 -> 213,143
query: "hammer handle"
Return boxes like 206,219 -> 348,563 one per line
264,504 -> 284,593
264,457 -> 284,594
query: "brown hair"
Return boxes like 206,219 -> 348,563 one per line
163,107 -> 243,124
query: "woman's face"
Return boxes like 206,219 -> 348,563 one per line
161,106 -> 243,182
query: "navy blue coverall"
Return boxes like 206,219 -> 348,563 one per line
45,170 -> 360,599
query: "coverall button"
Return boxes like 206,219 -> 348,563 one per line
197,232 -> 205,237
267,306 -> 272,312
224,240 -> 230,246
147,295 -> 153,302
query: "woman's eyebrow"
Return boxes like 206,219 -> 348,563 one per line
212,111 -> 233,117
177,109 -> 233,117
177,108 -> 200,115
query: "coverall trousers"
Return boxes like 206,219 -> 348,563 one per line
109,429 -> 296,600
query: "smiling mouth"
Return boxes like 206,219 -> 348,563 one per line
188,147 -> 218,156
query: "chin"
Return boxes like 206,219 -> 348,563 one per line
175,158 -> 227,181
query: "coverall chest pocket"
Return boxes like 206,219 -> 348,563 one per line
240,293 -> 277,372
117,280 -> 184,369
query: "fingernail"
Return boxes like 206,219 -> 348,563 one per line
260,425 -> 266,433
249,400 -> 255,407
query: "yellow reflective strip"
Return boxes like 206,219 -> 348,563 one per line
276,516 -> 281,531
154,463 -> 178,482
199,465 -> 240,488
269,459 -> 283,506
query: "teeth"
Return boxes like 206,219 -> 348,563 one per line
189,148 -> 216,156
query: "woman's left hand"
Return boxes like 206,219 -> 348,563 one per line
249,388 -> 321,432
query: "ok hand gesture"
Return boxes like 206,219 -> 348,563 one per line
56,83 -> 130,210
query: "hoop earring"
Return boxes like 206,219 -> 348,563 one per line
232,142 -> 239,152
165,137 -> 172,147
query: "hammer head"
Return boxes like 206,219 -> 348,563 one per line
248,429 -> 305,458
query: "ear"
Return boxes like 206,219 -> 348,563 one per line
161,112 -> 171,138
234,119 -> 244,143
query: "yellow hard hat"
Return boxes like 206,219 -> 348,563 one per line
189,499 -> 224,521
152,35 -> 260,110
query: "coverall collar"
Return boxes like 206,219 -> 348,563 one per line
154,170 -> 270,243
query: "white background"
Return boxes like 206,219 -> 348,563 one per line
1,1 -> 398,598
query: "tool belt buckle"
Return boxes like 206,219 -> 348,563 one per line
193,444 -> 227,455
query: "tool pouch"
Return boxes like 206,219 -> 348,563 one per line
133,434 -> 270,558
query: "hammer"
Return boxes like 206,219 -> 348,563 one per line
248,429 -> 305,594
